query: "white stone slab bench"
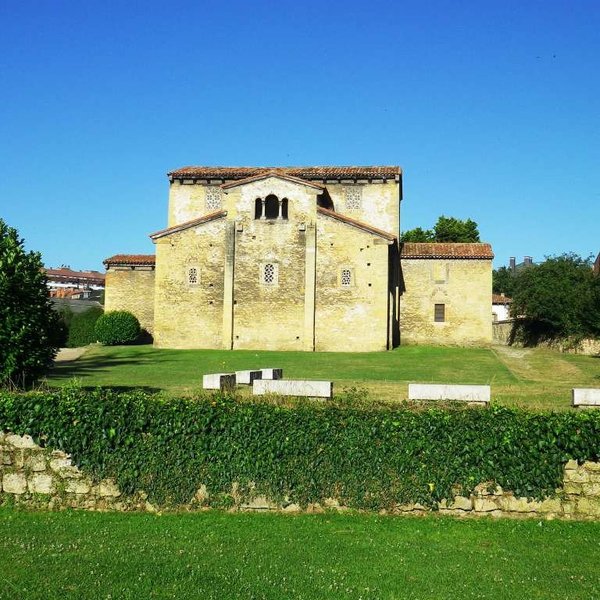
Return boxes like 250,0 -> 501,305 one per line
572,388 -> 600,408
253,379 -> 333,399
408,384 -> 490,405
260,368 -> 283,380
235,370 -> 262,385
203,373 -> 236,391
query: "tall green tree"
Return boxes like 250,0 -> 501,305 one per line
493,266 -> 516,296
511,253 -> 600,340
401,216 -> 481,243
0,219 -> 62,388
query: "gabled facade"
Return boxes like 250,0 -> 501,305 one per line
104,165 -> 493,350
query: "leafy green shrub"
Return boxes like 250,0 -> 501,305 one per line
94,311 -> 140,346
0,219 -> 62,388
67,307 -> 103,347
1,389 -> 600,509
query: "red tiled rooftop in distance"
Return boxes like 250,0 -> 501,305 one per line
401,243 -> 494,259
168,166 -> 401,181
103,254 -> 156,267
44,268 -> 105,281
492,294 -> 513,303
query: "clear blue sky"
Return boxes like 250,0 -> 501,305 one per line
1,0 -> 598,270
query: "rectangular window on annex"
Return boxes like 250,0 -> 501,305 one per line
434,303 -> 445,322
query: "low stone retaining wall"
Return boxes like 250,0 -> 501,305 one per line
2,432 -> 600,519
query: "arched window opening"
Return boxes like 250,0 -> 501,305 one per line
254,198 -> 262,219
281,198 -> 289,220
265,195 -> 279,219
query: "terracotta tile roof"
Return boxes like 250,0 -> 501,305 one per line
492,294 -> 512,304
103,254 -> 156,267
44,268 -> 105,282
221,170 -> 325,190
317,207 -> 396,241
149,210 -> 227,240
400,243 -> 494,259
168,166 -> 401,181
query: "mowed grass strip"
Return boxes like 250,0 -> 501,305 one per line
47,344 -> 600,409
1,508 -> 599,600
48,344 -> 517,393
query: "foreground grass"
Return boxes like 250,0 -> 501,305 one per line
47,344 -> 599,409
1,509 -> 599,599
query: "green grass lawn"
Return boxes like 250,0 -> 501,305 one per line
46,344 -> 600,410
1,508 -> 599,599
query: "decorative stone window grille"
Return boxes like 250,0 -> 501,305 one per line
205,187 -> 222,211
434,303 -> 445,322
344,186 -> 362,211
261,262 -> 278,285
340,268 -> 352,288
188,267 -> 199,285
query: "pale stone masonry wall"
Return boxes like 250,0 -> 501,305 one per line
3,433 -> 600,519
104,267 -> 155,334
400,258 -> 492,345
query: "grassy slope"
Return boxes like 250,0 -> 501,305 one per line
47,344 -> 599,409
1,509 -> 599,600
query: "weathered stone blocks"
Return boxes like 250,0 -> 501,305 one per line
572,388 -> 600,408
253,379 -> 333,398
203,373 -> 236,391
408,384 -> 490,404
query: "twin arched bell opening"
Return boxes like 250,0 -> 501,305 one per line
255,195 -> 288,220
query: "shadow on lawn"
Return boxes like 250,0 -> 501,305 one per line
49,348 -> 169,381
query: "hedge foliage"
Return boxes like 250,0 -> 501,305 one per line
66,307 -> 104,347
1,388 -> 600,509
94,311 -> 140,346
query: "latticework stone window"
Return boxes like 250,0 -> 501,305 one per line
262,263 -> 278,285
205,187 -> 222,211
344,186 -> 362,210
341,268 -> 352,287
188,267 -> 199,285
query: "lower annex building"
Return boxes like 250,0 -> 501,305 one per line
104,166 -> 493,351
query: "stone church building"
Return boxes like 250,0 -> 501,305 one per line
104,166 -> 493,351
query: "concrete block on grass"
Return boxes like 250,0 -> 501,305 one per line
260,368 -> 283,380
408,383 -> 490,404
235,370 -> 262,385
573,389 -> 600,408
203,373 -> 236,392
253,379 -> 333,399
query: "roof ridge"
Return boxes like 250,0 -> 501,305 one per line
149,210 -> 227,240
317,207 -> 396,241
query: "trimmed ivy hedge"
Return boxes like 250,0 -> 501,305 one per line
1,388 -> 600,509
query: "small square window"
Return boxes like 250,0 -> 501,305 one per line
344,186 -> 362,211
434,303 -> 445,322
340,268 -> 352,287
188,267 -> 199,285
206,187 -> 222,211
261,263 -> 278,285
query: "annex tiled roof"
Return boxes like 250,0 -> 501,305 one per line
149,210 -> 227,240
400,243 -> 494,259
317,207 -> 396,241
169,166 -> 401,181
103,254 -> 156,267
